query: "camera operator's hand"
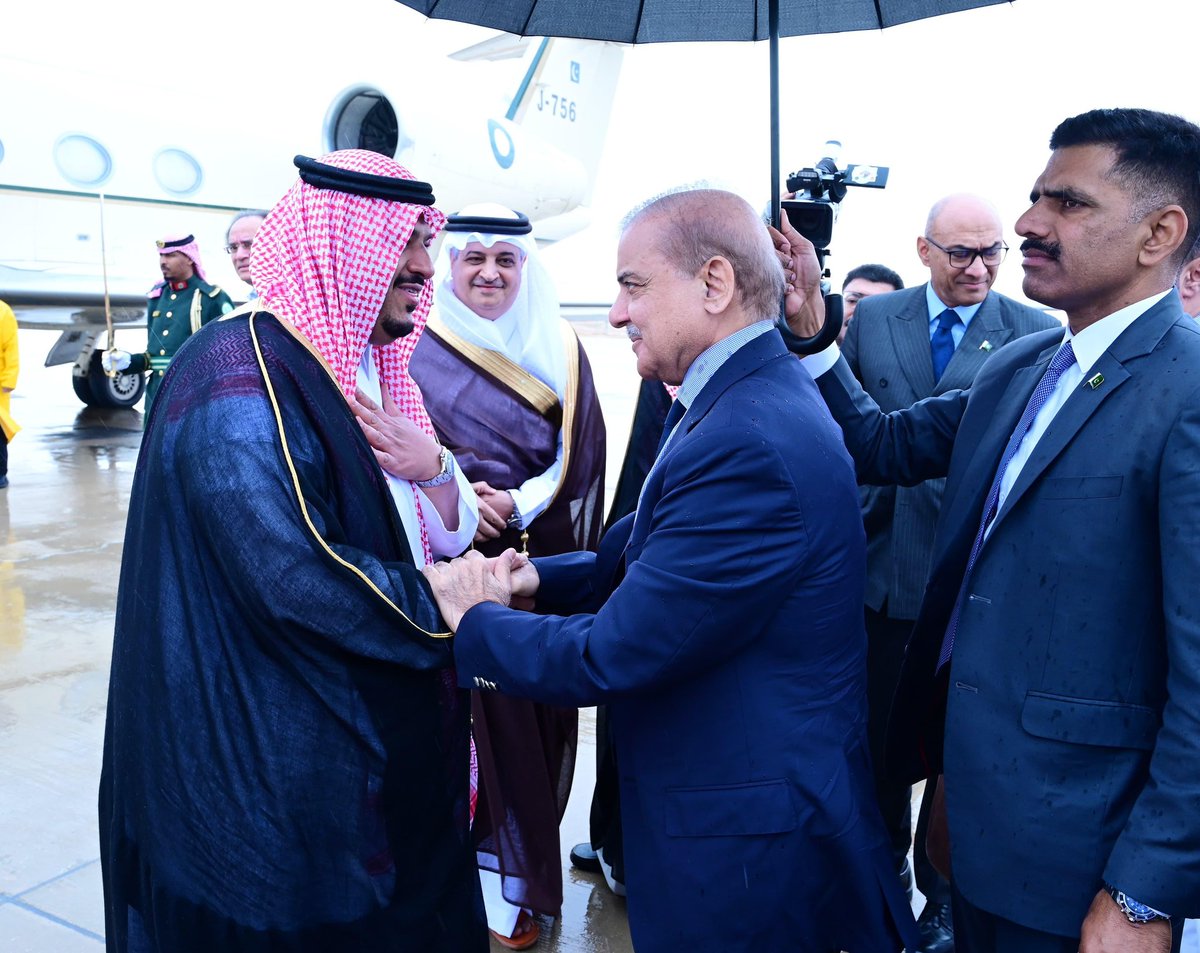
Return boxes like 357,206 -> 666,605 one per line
768,209 -> 825,339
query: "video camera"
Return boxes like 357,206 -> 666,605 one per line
781,141 -> 889,267
774,142 -> 890,356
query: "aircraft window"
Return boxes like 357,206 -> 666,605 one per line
54,134 -> 112,186
325,87 -> 400,157
154,148 -> 203,196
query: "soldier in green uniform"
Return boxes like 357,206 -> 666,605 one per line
103,233 -> 233,411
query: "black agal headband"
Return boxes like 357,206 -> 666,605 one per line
293,155 -> 436,206
445,211 -> 532,236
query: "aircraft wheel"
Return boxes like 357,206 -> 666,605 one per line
71,372 -> 95,405
84,353 -> 145,408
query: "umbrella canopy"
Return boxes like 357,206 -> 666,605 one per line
395,0 -> 1012,43
395,0 -> 1017,347
394,0 -> 1015,223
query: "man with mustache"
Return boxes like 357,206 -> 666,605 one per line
423,188 -> 919,953
99,150 -> 485,952
781,107 -> 1200,952
103,233 -> 233,412
839,194 -> 1057,953
410,204 -> 605,949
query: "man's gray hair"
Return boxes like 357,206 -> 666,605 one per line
624,187 -> 784,321
225,209 -> 270,243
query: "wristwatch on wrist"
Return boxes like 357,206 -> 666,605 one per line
506,497 -> 523,530
415,446 -> 455,488
1105,884 -> 1170,923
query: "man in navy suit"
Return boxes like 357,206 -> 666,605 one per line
779,108 -> 1200,952
425,189 -> 918,953
844,194 -> 1058,952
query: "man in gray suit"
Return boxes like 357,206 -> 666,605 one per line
843,194 -> 1058,952
1177,235 -> 1200,318
779,106 -> 1200,953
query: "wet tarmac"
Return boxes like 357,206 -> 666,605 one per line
3,326 -> 1196,952
0,326 -> 641,953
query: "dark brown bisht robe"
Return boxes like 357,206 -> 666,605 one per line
411,315 -> 606,917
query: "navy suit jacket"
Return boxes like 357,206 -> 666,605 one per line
455,330 -> 918,953
815,292 -> 1200,935
843,285 -> 1058,619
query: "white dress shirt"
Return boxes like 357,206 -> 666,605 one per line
358,350 -> 477,568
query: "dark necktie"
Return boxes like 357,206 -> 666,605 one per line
937,340 -> 1078,670
655,398 -> 687,457
632,397 -> 688,524
930,309 -> 960,380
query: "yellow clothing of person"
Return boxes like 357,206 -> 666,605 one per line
0,300 -> 18,440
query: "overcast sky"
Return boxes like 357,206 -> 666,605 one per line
8,0 -> 1197,305
534,0 -> 1200,303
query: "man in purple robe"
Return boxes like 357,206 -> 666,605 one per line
410,204 -> 605,949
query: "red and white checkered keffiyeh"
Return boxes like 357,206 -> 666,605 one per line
157,232 -> 208,283
250,150 -> 448,560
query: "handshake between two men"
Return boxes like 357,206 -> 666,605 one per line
423,548 -> 535,631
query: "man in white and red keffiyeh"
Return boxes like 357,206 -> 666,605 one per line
100,150 -> 489,952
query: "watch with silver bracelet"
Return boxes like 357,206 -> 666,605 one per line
415,446 -> 455,488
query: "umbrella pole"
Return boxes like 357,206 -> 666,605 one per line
769,0 -> 780,229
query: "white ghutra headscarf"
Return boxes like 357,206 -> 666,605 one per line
432,203 -> 567,399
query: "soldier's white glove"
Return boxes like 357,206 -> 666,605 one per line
101,349 -> 132,373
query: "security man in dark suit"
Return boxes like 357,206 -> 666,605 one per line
843,194 -> 1058,952
781,107 -> 1200,953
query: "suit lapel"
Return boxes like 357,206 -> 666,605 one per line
935,346 -> 1057,541
626,330 -> 786,558
887,286 -> 937,396
988,296 -> 1180,533
939,293 -> 1014,393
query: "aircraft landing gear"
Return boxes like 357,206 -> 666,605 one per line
72,352 -> 145,408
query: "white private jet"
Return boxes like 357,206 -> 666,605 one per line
0,1 -> 623,407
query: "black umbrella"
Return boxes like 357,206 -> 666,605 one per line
394,0 -> 1013,222
395,0 -> 1017,346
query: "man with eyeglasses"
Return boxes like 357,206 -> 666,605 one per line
839,192 -> 1057,953
782,106 -> 1200,953
225,209 -> 268,296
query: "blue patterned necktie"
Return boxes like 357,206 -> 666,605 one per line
937,340 -> 1078,671
655,398 -> 687,457
930,309 -> 960,380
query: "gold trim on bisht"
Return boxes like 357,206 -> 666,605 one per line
425,312 -> 560,418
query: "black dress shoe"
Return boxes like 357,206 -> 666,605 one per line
569,842 -> 602,873
915,901 -> 954,953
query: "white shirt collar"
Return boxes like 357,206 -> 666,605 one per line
1062,290 -> 1170,376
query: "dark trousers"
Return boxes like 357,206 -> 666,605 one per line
865,605 -> 952,908
0,433 -> 7,477
588,704 -> 623,881
952,887 -> 1184,953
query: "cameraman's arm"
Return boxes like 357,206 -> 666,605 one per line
768,210 -> 825,339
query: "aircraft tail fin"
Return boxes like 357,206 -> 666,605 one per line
503,38 -> 624,205
448,33 -> 532,63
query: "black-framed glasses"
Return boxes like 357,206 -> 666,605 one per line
924,236 -> 1008,269
224,240 -> 253,254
